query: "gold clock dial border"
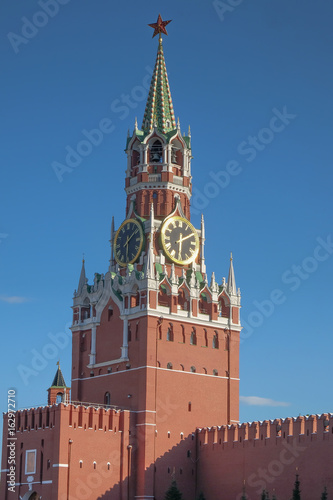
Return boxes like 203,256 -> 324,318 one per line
161,216 -> 199,265
114,218 -> 144,267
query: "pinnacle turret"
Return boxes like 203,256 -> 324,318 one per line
78,258 -> 87,294
227,252 -> 237,296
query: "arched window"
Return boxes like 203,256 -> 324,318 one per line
108,306 -> 113,321
190,328 -> 197,346
178,289 -> 189,311
219,297 -> 229,318
213,332 -> 219,349
190,366 -> 196,373
167,362 -> 173,370
80,332 -> 87,352
203,329 -> 208,347
132,148 -> 140,167
82,298 -> 90,320
171,139 -> 183,167
225,333 -> 229,351
213,369 -> 218,376
104,392 -> 111,407
166,324 -> 173,342
181,324 -> 185,343
56,393 -> 63,404
152,190 -> 158,213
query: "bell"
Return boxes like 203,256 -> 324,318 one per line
152,153 -> 160,161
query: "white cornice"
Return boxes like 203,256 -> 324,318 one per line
72,364 -> 240,382
125,181 -> 191,199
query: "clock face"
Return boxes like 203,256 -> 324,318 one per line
161,216 -> 199,265
114,218 -> 144,267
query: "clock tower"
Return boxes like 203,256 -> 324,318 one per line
71,15 -> 242,500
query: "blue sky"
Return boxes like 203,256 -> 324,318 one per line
1,0 -> 332,429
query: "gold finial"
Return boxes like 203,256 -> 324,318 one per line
82,253 -> 85,264
230,252 -> 233,261
57,360 -> 60,368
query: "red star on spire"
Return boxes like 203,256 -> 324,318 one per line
148,14 -> 172,38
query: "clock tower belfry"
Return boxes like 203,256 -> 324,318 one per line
71,15 -> 242,500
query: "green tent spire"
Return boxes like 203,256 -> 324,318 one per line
142,36 -> 176,134
50,361 -> 67,388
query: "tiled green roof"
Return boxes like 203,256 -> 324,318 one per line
142,38 -> 176,134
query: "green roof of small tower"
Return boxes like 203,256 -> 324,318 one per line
50,362 -> 67,388
142,36 -> 176,134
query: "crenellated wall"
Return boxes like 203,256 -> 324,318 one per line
1,403 -> 131,500
197,413 -> 333,500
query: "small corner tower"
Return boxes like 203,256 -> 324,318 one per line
47,361 -> 70,405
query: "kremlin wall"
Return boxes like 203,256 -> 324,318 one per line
2,404 -> 332,499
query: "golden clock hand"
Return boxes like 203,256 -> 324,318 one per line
177,233 -> 183,260
127,232 -> 136,244
176,233 -> 194,244
123,235 -> 130,262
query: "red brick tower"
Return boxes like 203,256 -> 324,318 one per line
70,15 -> 242,500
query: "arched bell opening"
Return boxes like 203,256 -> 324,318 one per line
149,139 -> 163,163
